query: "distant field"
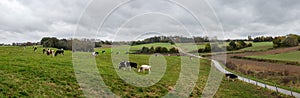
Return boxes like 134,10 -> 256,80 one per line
247,50 -> 300,62
241,42 -> 273,51
0,46 -> 290,97
129,43 -> 205,52
100,42 -> 273,54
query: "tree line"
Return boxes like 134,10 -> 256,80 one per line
273,34 -> 299,47
131,36 -> 210,46
198,40 -> 252,53
40,37 -> 113,51
136,46 -> 179,54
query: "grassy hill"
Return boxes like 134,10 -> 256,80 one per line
0,46 -> 291,97
241,42 -> 273,51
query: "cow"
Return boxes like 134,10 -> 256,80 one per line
119,61 -> 138,71
55,49 -> 64,56
46,49 -> 52,55
33,47 -> 37,52
46,49 -> 55,57
101,50 -> 106,54
138,65 -> 151,73
92,52 -> 99,56
225,73 -> 238,80
119,61 -> 127,69
43,48 -> 46,54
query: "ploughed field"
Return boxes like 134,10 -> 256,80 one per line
0,46 -> 290,97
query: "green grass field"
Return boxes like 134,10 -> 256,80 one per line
0,46 -> 290,97
247,50 -> 300,62
241,42 -> 273,51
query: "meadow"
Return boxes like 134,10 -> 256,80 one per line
0,46 -> 290,97
240,42 -> 273,51
129,42 -> 274,54
247,50 -> 300,63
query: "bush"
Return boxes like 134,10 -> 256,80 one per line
247,43 -> 252,47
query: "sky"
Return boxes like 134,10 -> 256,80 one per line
0,0 -> 299,44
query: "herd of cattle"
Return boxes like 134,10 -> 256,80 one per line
33,47 -> 64,57
32,46 -> 238,76
119,61 -> 152,73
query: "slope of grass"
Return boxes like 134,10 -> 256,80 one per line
0,46 -> 83,97
0,46 -> 291,97
241,42 -> 273,51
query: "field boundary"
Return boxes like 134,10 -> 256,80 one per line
232,56 -> 300,66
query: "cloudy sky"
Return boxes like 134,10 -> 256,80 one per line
0,0 -> 299,44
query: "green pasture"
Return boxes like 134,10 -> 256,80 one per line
247,50 -> 300,62
0,46 -> 289,97
241,42 -> 273,51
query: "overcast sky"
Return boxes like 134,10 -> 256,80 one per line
0,0 -> 299,44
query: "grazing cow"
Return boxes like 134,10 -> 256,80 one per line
101,50 -> 106,54
119,61 -> 138,71
225,73 -> 238,79
55,49 -> 64,56
92,52 -> 99,56
119,61 -> 127,69
51,50 -> 55,57
125,61 -> 138,69
138,65 -> 151,73
46,49 -> 51,55
33,47 -> 37,52
43,48 -> 46,54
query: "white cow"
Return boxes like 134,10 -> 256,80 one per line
138,65 -> 151,72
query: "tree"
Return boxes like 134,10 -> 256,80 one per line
273,36 -> 284,47
161,47 -> 168,53
237,40 -> 247,47
141,46 -> 149,53
149,46 -> 155,53
204,43 -> 211,52
248,36 -> 253,41
154,47 -> 162,53
169,47 -> 178,53
229,41 -> 237,49
282,36 -> 298,47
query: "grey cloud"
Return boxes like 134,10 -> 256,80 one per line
0,0 -> 300,44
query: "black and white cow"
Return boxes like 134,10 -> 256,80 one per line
46,49 -> 55,57
55,49 -> 64,56
138,65 -> 151,73
225,73 -> 238,79
43,48 -> 46,54
46,49 -> 52,55
92,52 -> 99,56
33,47 -> 37,52
119,61 -> 138,71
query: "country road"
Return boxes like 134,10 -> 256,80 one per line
211,60 -> 300,98
175,46 -> 300,97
